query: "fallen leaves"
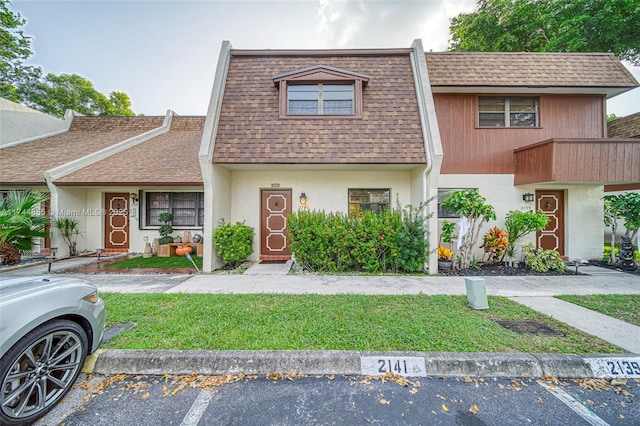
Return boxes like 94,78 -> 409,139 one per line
469,404 -> 480,414
379,398 -> 390,405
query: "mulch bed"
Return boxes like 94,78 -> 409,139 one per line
438,263 -> 577,276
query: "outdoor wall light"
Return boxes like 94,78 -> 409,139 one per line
522,193 -> 534,202
299,192 -> 308,206
130,193 -> 139,203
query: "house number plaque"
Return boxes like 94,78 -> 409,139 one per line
585,357 -> 640,378
361,356 -> 426,377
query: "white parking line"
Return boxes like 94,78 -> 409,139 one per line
180,390 -> 215,426
538,381 -> 609,426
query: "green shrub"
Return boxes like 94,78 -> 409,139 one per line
213,220 -> 254,266
287,204 -> 430,274
523,243 -> 566,273
158,236 -> 174,245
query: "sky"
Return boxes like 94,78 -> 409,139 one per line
11,0 -> 640,117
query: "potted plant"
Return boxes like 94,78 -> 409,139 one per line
157,212 -> 174,245
437,246 -> 453,270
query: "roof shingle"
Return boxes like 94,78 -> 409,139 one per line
0,116 -> 164,185
608,112 -> 640,138
425,52 -> 639,88
55,117 -> 204,186
213,53 -> 426,164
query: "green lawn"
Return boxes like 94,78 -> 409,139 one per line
101,293 -> 621,353
104,255 -> 203,269
556,295 -> 640,326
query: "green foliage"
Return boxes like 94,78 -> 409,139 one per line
604,192 -> 640,264
503,209 -> 548,259
0,0 -> 41,102
157,212 -> 173,240
449,0 -> 640,65
53,216 -> 81,256
1,1 -> 137,114
481,226 -> 509,263
523,243 -> 566,273
440,190 -> 496,269
21,73 -> 135,118
158,236 -> 174,245
0,190 -> 49,264
287,204 -> 430,274
213,220 -> 254,267
439,220 -> 456,248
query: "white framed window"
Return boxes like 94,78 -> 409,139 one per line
288,83 -> 354,115
348,189 -> 390,214
144,192 -> 204,228
479,97 -> 538,127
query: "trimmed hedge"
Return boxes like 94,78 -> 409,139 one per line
287,205 -> 430,274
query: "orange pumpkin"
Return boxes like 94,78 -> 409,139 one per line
175,245 -> 193,256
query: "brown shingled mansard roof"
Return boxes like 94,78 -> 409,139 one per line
55,117 -> 205,186
608,112 -> 640,138
425,52 -> 638,96
0,116 -> 164,185
213,49 -> 427,164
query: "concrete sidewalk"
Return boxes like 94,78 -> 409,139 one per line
4,257 -> 640,377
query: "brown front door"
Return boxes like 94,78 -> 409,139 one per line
260,189 -> 292,259
104,193 -> 130,250
536,190 -> 565,255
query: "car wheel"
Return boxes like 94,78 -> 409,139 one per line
0,319 -> 88,425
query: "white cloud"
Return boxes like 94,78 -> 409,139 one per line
315,0 -> 475,49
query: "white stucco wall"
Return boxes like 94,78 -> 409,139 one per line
225,168 -> 414,261
51,187 -> 205,256
438,174 -> 605,261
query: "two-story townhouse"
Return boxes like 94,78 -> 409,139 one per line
200,41 -> 639,273
199,40 -> 441,272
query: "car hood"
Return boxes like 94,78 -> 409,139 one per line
0,275 -> 96,304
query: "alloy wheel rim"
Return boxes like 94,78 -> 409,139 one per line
1,330 -> 83,419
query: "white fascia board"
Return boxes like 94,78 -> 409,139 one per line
200,40 -> 232,163
44,111 -> 174,183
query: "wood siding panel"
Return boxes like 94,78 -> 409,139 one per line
515,139 -> 640,184
435,94 -> 606,174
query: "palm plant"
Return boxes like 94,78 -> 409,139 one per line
0,191 -> 50,265
53,217 -> 81,256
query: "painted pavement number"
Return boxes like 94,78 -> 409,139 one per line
360,356 -> 427,377
585,357 -> 640,378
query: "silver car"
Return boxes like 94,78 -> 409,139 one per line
0,275 -> 105,425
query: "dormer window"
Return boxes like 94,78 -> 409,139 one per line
273,65 -> 369,118
288,83 -> 354,115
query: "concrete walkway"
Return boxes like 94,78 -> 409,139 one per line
512,296 -> 640,353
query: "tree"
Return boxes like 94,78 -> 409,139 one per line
20,73 -> 135,118
440,190 -> 496,269
1,0 -> 136,116
503,210 -> 548,261
449,0 -> 640,65
604,192 -> 640,263
0,0 -> 41,102
0,190 -> 49,265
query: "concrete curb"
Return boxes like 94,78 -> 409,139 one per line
84,349 -> 619,378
